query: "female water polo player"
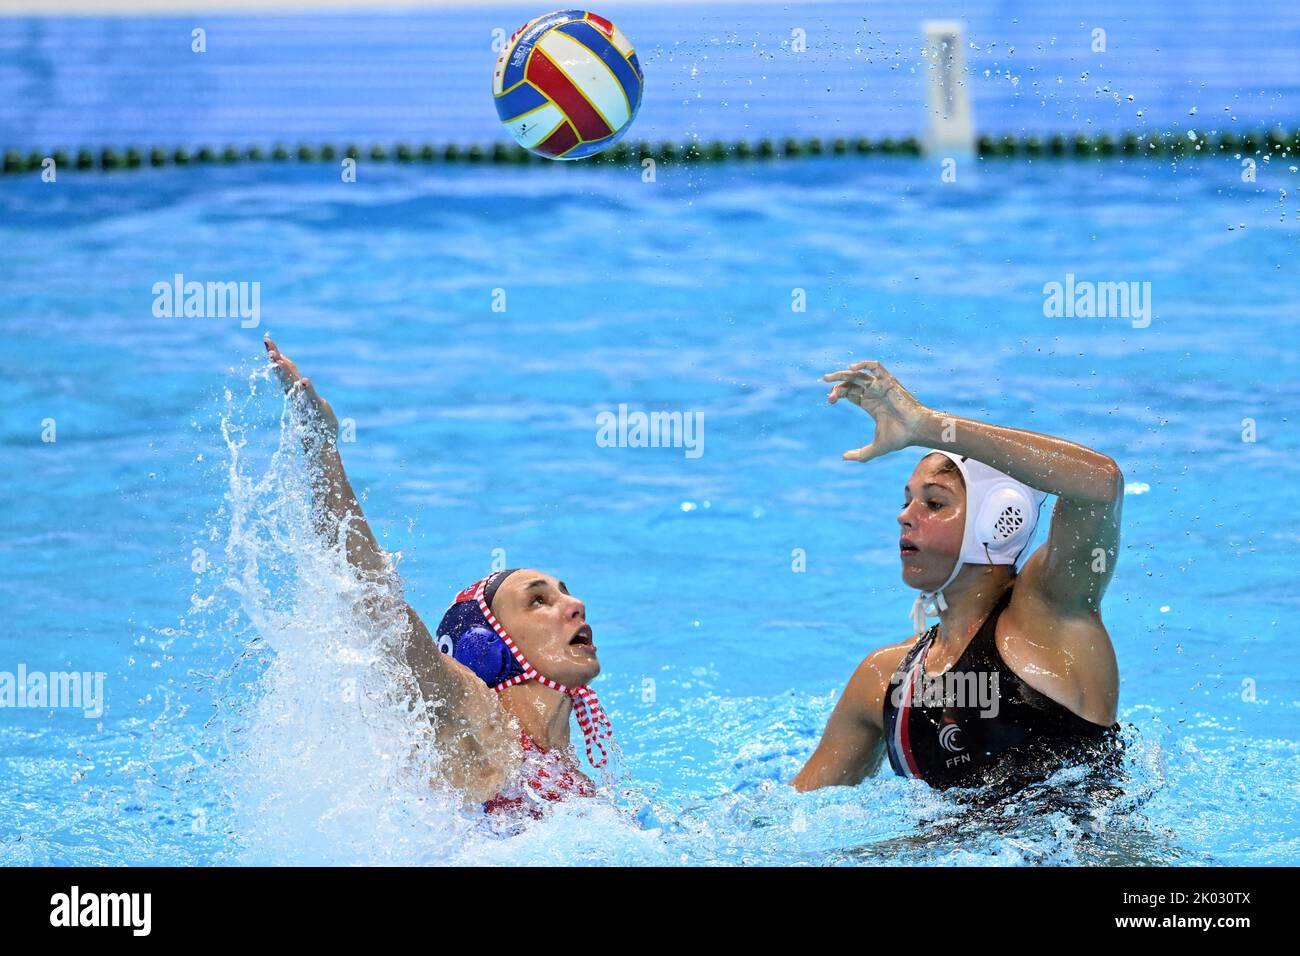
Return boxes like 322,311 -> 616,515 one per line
264,338 -> 612,814
793,360 -> 1123,793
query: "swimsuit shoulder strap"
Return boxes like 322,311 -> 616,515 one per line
893,624 -> 939,683
970,581 -> 1017,650
883,627 -> 932,721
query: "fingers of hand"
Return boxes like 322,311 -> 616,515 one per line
828,381 -> 867,405
824,359 -> 880,377
824,359 -> 890,395
822,369 -> 878,391
267,350 -> 301,389
263,338 -> 291,371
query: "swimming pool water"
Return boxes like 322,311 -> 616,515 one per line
2,149 -> 1298,865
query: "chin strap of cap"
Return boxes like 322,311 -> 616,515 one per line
472,577 -> 615,769
910,552 -> 964,637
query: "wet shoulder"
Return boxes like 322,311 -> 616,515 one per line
851,634 -> 925,731
997,580 -> 1119,727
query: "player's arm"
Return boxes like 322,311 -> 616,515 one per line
263,339 -> 510,765
791,645 -> 904,792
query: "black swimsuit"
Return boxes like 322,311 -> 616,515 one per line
882,582 -> 1121,791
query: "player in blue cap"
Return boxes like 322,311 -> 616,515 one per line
265,338 -> 610,815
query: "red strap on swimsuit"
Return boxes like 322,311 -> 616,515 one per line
483,729 -> 596,816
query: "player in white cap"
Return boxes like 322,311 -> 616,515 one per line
794,361 -> 1124,792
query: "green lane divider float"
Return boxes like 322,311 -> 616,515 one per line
4,127 -> 1298,175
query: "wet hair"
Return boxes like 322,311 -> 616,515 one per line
923,452 -> 966,491
482,568 -> 519,611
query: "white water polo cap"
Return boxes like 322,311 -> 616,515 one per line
910,450 -> 1049,635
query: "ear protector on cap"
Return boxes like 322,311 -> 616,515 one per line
435,571 -> 525,687
967,480 -> 1041,564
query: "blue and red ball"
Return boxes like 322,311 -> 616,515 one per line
492,10 -> 644,160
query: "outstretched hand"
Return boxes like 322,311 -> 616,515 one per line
822,360 -> 932,463
264,336 -> 339,434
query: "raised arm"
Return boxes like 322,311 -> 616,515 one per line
917,411 -> 1122,614
823,359 -> 1123,615
263,338 -> 514,795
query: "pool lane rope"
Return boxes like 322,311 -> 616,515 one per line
4,127 -> 1298,174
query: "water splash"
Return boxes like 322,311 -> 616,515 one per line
190,364 -> 494,863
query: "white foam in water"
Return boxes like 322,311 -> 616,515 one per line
206,367 -> 498,863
